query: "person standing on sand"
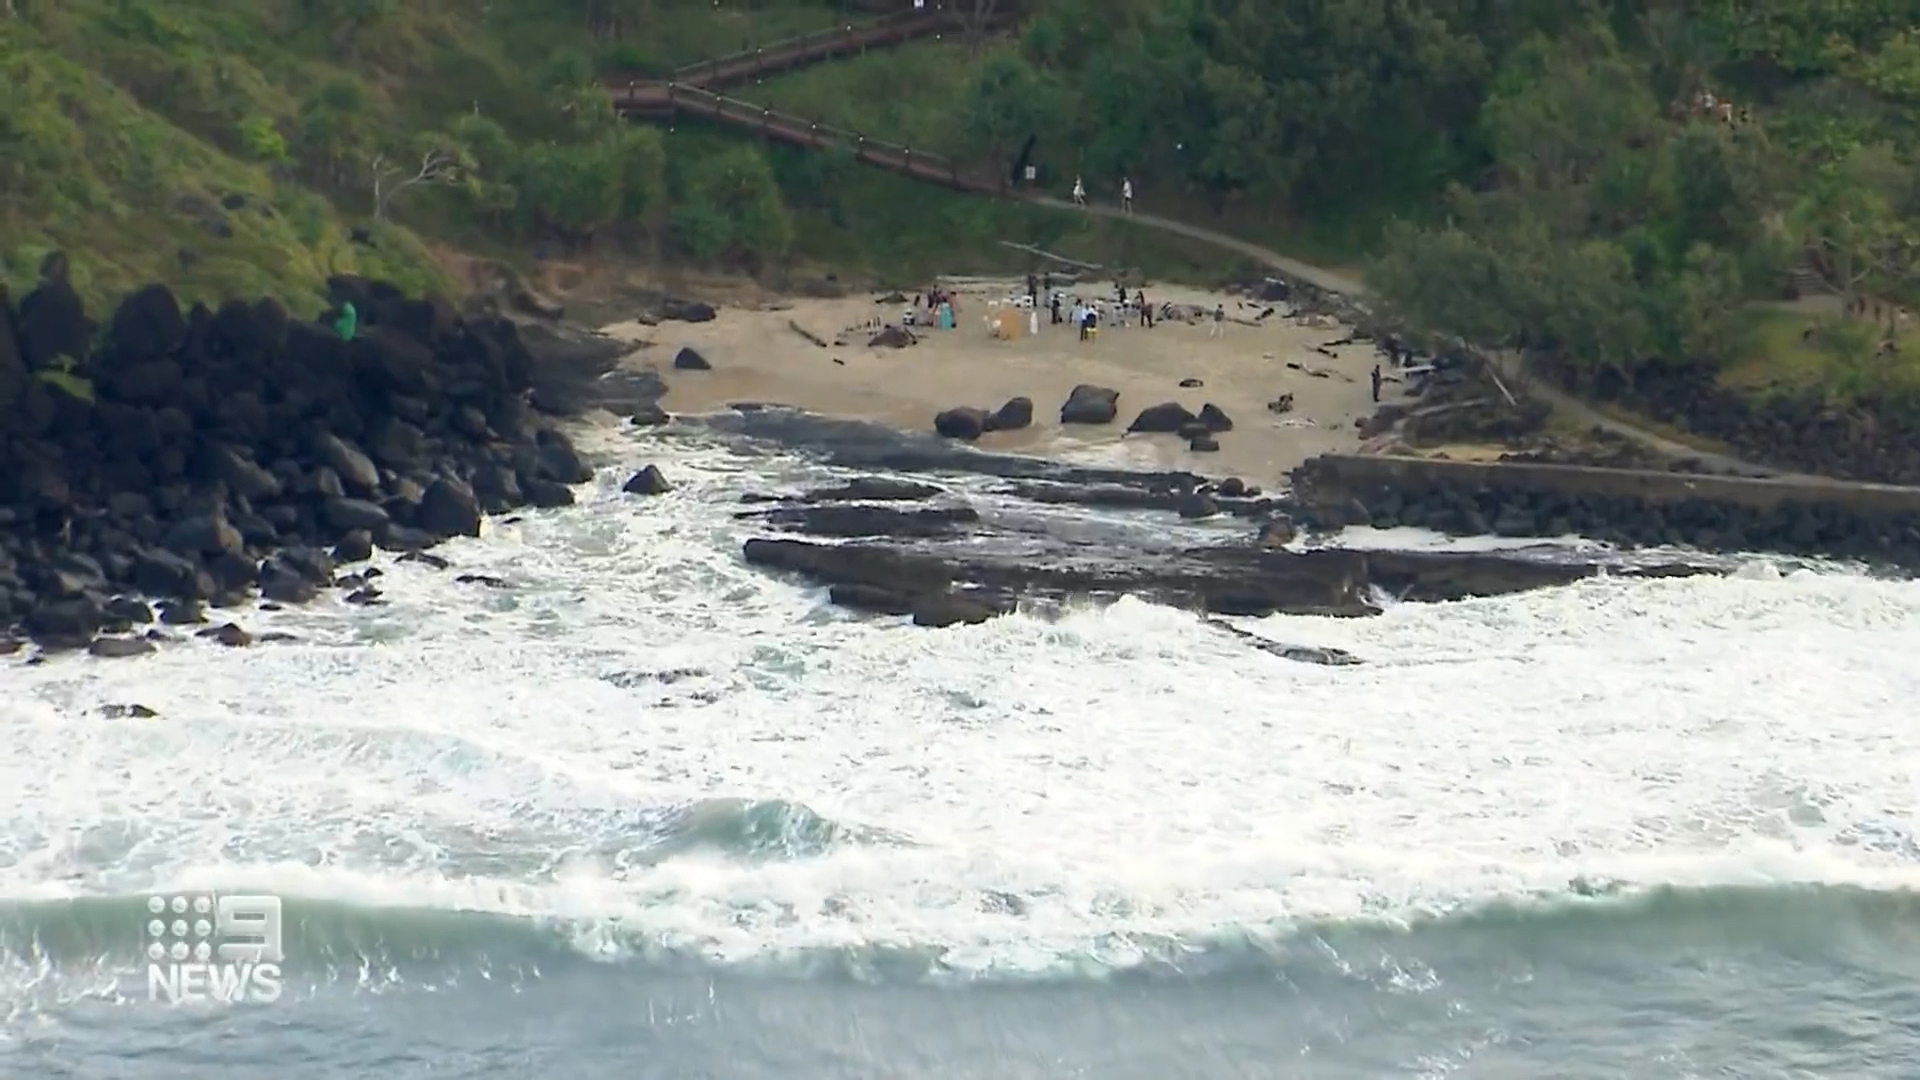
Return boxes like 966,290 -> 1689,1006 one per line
1208,303 -> 1225,338
1370,364 -> 1383,402
1136,289 -> 1150,328
1072,176 -> 1086,206
1027,273 -> 1038,304
1050,293 -> 1063,325
1121,177 -> 1133,214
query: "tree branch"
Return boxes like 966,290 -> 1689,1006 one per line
369,147 -> 463,220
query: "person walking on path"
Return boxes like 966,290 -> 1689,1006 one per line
1071,175 -> 1086,206
1208,303 -> 1225,338
1121,177 -> 1133,214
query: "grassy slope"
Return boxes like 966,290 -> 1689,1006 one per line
1,13 -> 447,316
0,0 -> 1233,323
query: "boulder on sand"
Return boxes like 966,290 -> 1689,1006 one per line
673,346 -> 711,370
934,406 -> 991,441
1060,384 -> 1120,425
1128,402 -> 1196,433
1197,403 -> 1234,432
985,396 -> 1033,432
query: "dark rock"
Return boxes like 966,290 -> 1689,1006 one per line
623,465 -> 672,496
324,497 -> 391,533
345,587 -> 384,605
673,346 -> 712,370
934,406 -> 991,441
397,551 -> 450,570
104,596 -> 154,624
208,445 -> 282,500
89,637 -> 156,658
751,503 -> 979,538
377,525 -> 439,552
455,574 -> 509,588
416,478 -> 482,538
100,703 -> 160,718
1189,435 -> 1220,452
197,622 -> 253,647
521,478 -> 576,507
661,299 -> 716,323
804,477 -> 942,502
630,403 -> 670,426
315,434 -> 382,493
26,595 -> 104,643
867,326 -> 916,348
1060,384 -> 1120,425
1176,492 -> 1219,519
332,530 -> 375,563
1129,402 -> 1197,433
1257,516 -> 1298,547
912,593 -> 1002,628
158,599 -> 207,625
163,512 -> 243,557
1197,403 -> 1234,432
533,428 -> 593,484
17,276 -> 91,371
1179,377 -> 1204,388
986,396 -> 1033,432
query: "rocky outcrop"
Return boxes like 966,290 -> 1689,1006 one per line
1060,384 -> 1119,424
1290,453 -> 1920,567
933,396 -> 1035,441
1539,355 -> 1920,485
0,269 -> 599,655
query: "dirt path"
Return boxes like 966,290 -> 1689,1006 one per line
1037,196 -> 1827,480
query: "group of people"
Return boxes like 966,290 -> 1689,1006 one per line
902,286 -> 959,330
1680,87 -> 1752,128
1070,175 -> 1133,214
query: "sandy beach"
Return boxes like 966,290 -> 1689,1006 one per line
603,278 -> 1400,487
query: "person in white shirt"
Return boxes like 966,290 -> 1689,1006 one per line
1071,176 -> 1085,206
1121,177 -> 1133,213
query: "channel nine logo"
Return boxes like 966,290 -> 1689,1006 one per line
144,893 -> 284,1005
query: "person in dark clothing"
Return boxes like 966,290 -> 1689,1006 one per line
1135,290 -> 1150,327
1027,273 -> 1038,302
1050,294 -> 1062,325
1370,364 -> 1383,402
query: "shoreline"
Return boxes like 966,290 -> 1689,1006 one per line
602,276 -> 1400,489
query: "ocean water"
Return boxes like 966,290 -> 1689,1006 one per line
3,419 -> 1919,1078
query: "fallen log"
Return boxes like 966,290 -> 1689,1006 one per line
788,319 -> 828,348
998,239 -> 1102,271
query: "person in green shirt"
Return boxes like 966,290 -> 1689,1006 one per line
333,300 -> 358,341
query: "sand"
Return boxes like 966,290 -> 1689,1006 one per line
602,278 -> 1405,488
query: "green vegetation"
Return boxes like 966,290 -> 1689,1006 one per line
818,0 -> 1920,405
14,0 -> 1920,413
0,0 -> 1221,315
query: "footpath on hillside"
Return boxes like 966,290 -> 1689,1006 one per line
612,22 -> 1831,484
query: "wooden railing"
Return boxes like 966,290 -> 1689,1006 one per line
602,2 -> 1025,194
665,7 -> 974,88
608,82 -> 1004,196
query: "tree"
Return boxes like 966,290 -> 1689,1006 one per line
514,139 -> 623,243
368,135 -> 469,220
296,77 -> 376,187
962,50 -> 1059,169
955,0 -> 1001,57
1791,160 -> 1903,309
237,115 -> 290,166
298,0 -> 399,62
676,145 -> 791,269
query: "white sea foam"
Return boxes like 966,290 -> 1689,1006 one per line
3,422 -> 1919,975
